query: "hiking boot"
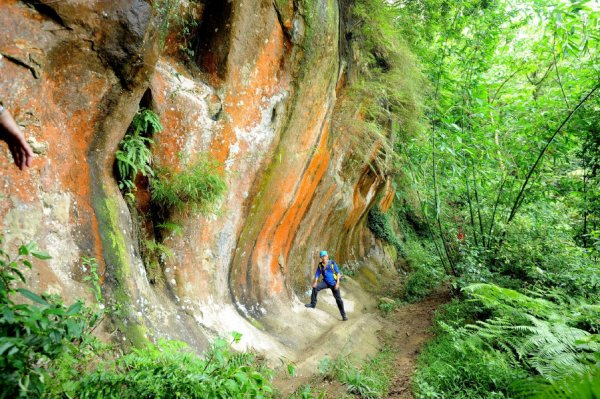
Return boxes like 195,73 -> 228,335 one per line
305,304 -> 315,308
342,316 -> 348,321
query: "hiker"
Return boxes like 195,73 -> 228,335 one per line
305,250 -> 348,321
0,102 -> 34,170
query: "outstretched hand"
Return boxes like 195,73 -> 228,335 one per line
0,109 -> 33,170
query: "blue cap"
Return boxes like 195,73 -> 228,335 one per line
319,250 -> 328,257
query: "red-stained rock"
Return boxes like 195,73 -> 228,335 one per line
0,0 -> 397,361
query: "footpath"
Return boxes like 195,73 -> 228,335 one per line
273,283 -> 450,398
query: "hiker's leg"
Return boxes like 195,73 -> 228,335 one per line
331,286 -> 346,318
310,281 -> 328,307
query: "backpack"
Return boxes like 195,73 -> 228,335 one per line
320,260 -> 339,282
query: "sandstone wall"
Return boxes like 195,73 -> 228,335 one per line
0,0 -> 396,360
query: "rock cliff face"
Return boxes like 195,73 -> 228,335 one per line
0,0 -> 396,360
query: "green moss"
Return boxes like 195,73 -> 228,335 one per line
125,324 -> 149,348
356,266 -> 378,286
95,195 -> 149,348
368,206 -> 404,256
103,198 -> 133,290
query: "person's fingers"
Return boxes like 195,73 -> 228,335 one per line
16,137 -> 33,163
8,144 -> 18,166
21,138 -> 33,156
12,146 -> 22,170
17,148 -> 24,170
23,146 -> 32,168
7,141 -> 33,169
10,144 -> 27,170
19,148 -> 27,170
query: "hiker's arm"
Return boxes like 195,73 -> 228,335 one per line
334,264 -> 341,289
0,106 -> 33,170
312,267 -> 321,288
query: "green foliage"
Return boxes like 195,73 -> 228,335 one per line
402,239 -> 446,302
82,257 -> 102,304
287,384 -> 325,399
378,301 -> 395,315
151,157 -> 227,215
516,367 -> 600,399
318,350 -> 394,398
388,0 -> 600,397
156,220 -> 184,236
0,239 -> 100,399
494,203 -> 598,300
116,108 -> 163,197
153,0 -> 200,59
351,0 -> 423,137
413,323 -> 527,399
464,284 -> 600,381
336,0 -> 423,176
0,238 -> 276,399
75,336 -> 273,399
367,206 -> 404,255
413,283 -> 600,399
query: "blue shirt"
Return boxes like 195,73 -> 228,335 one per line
315,260 -> 340,286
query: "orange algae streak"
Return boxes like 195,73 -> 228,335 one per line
253,114 -> 332,295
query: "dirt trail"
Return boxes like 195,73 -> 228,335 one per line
273,288 -> 450,398
382,289 -> 450,399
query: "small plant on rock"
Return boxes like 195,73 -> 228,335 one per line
151,156 -> 227,216
116,108 -> 163,199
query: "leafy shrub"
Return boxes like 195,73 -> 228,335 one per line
151,157 -> 227,215
378,301 -> 396,315
82,256 -> 103,304
494,202 -> 599,299
0,239 -> 100,398
75,335 -> 273,399
116,108 -> 163,196
318,350 -> 394,399
431,298 -> 489,330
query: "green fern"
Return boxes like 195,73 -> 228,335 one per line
514,367 -> 600,399
465,284 -> 599,382
116,108 -> 163,195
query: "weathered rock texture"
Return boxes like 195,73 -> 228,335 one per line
0,0 -> 398,362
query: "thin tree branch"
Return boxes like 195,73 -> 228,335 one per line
489,63 -> 527,105
507,82 -> 600,224
553,33 -> 570,109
